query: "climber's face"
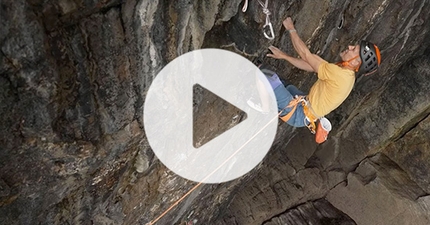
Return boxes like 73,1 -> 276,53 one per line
340,45 -> 360,62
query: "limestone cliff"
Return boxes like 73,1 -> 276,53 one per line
1,0 -> 430,224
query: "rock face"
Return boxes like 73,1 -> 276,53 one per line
1,0 -> 430,224
263,199 -> 356,225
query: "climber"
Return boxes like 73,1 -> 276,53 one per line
252,17 -> 381,130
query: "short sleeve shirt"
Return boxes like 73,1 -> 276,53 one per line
308,61 -> 355,117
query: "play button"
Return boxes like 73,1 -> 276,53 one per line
144,49 -> 278,183
192,83 -> 248,148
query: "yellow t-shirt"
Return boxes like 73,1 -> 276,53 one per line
308,61 -> 355,117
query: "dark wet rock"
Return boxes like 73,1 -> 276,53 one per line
263,199 -> 356,225
327,172 -> 429,225
1,0 -> 430,224
382,113 -> 430,194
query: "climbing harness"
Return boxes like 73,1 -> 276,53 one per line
242,0 -> 275,40
279,95 -> 332,143
279,95 -> 319,134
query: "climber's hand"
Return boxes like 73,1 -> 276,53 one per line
267,46 -> 288,60
283,17 -> 295,31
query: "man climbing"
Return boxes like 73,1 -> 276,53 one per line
259,17 -> 381,130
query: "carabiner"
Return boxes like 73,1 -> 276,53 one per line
242,0 -> 248,12
258,0 -> 275,40
263,22 -> 275,40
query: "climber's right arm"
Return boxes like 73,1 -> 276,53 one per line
267,46 -> 314,72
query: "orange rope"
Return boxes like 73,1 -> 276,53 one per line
148,182 -> 203,225
148,112 -> 281,225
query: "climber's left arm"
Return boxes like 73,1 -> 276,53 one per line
284,17 -> 325,72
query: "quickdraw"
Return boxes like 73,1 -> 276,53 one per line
242,0 -> 275,40
257,0 -> 275,40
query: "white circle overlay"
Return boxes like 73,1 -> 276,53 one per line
144,49 -> 278,183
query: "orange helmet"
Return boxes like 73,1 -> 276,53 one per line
358,40 -> 381,74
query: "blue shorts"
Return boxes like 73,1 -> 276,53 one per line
261,69 -> 283,89
265,74 -> 307,127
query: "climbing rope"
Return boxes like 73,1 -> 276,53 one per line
242,0 -> 275,40
147,96 -> 325,224
147,110 -> 282,224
